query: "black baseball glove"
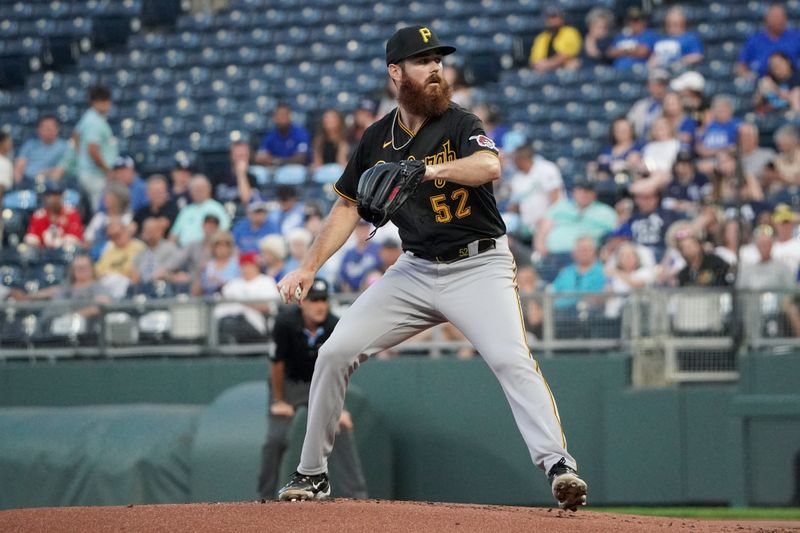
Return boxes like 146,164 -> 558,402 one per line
356,160 -> 425,229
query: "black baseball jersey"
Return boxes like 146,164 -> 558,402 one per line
271,307 -> 339,382
334,103 -> 506,257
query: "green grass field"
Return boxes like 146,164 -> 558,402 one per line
594,507 -> 800,520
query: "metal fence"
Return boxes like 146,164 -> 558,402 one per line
1,289 -> 798,383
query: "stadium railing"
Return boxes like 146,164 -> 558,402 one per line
1,289 -> 798,383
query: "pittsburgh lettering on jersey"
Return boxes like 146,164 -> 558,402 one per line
423,140 -> 457,166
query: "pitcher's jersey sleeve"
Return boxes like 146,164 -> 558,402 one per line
457,112 -> 500,159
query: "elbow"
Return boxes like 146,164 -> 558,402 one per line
486,156 -> 502,182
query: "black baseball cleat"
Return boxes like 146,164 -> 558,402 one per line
547,458 -> 588,511
277,471 -> 331,501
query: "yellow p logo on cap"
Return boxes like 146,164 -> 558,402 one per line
419,27 -> 431,43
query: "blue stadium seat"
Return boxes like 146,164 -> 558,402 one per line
61,188 -> 82,209
0,265 -> 22,289
2,190 -> 37,210
535,253 -> 573,284
27,263 -> 66,289
274,164 -> 308,185
312,164 -> 344,185
129,280 -> 174,299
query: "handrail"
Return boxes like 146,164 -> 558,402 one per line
1,289 -> 798,381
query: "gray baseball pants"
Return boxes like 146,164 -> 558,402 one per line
298,236 -> 576,477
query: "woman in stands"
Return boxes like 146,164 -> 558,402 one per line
754,52 -> 800,115
83,181 -> 133,259
194,230 -> 239,296
591,117 -> 642,182
579,7 -> 615,68
662,91 -> 698,153
311,109 -> 350,170
604,241 -> 655,318
708,151 -> 766,225
714,218 -> 754,267
37,254 -> 112,330
641,116 -> 681,174
258,234 -> 288,282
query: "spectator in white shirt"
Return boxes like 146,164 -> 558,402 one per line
604,241 -> 656,318
215,251 -> 281,342
641,117 -> 681,175
506,143 -> 564,237
0,132 -> 13,197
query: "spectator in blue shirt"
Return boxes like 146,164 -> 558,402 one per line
106,156 -> 149,213
649,6 -> 703,72
696,96 -> 741,174
662,151 -> 711,215
13,115 -> 68,187
618,189 -> 683,261
267,185 -> 306,236
233,200 -> 277,254
607,7 -> 657,70
551,236 -> 606,310
737,4 -> 800,78
337,219 -> 381,292
255,103 -> 310,166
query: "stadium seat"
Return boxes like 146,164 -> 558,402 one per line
0,265 -> 22,289
312,164 -> 344,185
91,14 -> 132,50
2,190 -> 37,210
0,53 -> 30,89
273,164 -> 308,185
28,263 -> 67,289
535,253 -> 573,284
248,165 -> 271,186
129,280 -> 175,299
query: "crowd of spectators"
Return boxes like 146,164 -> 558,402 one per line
507,2 -> 800,338
2,2 -> 800,346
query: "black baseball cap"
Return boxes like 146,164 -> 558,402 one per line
626,7 -> 646,21
43,181 -> 64,195
573,176 -> 596,191
385,25 -> 456,66
306,278 -> 330,301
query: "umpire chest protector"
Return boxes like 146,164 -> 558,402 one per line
335,103 -> 506,258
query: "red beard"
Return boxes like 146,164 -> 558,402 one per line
397,72 -> 452,118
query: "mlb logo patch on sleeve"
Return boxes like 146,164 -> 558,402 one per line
468,135 -> 497,150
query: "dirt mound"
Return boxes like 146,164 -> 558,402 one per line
1,500 -> 798,533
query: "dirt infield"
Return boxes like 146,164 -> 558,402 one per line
1,500 -> 799,533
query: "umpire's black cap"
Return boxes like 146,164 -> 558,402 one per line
306,278 -> 330,301
385,25 -> 456,65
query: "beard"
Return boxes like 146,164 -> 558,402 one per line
397,71 -> 452,118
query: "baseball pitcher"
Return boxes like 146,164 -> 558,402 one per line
276,25 -> 587,511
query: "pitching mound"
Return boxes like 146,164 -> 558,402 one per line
2,500 -> 799,533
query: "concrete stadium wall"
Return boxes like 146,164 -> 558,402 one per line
0,353 -> 798,507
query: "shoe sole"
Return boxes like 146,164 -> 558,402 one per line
278,487 -> 331,502
551,473 -> 587,512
